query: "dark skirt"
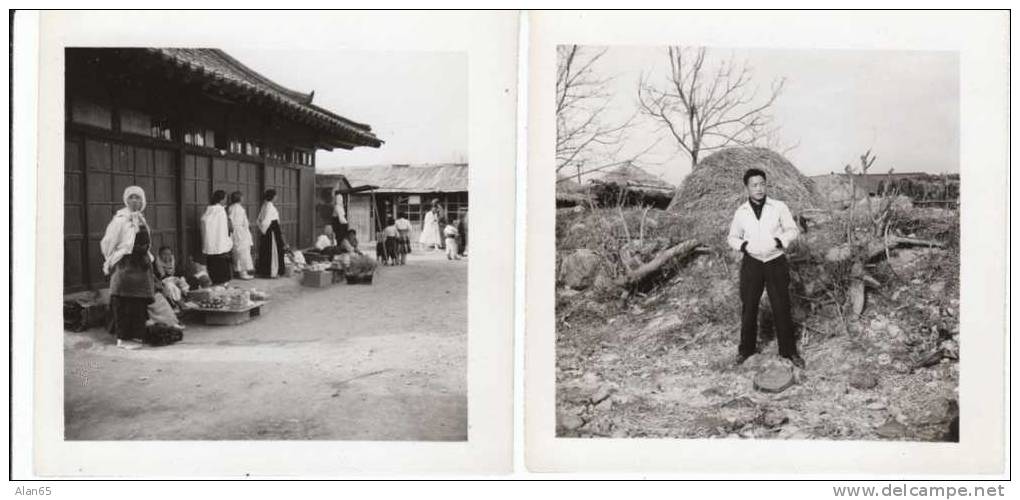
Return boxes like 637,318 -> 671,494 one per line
256,220 -> 286,277
384,236 -> 401,260
330,216 -> 348,242
398,229 -> 412,254
205,252 -> 233,285
110,295 -> 151,340
110,254 -> 155,299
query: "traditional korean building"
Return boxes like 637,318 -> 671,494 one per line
316,164 -> 468,245
64,48 -> 381,292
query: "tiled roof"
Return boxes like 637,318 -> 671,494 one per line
317,164 -> 468,193
144,48 -> 383,149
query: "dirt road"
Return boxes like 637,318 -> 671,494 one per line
64,251 -> 467,440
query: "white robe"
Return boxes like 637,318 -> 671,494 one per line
200,205 -> 232,255
229,203 -> 254,272
419,210 -> 440,247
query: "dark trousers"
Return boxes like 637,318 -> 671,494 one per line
739,254 -> 798,358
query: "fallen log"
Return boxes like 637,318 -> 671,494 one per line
614,239 -> 704,287
825,235 -> 945,263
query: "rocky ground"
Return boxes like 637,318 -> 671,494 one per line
555,207 -> 959,441
64,250 -> 467,441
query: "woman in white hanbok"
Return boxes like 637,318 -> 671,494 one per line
418,205 -> 440,250
228,191 -> 254,280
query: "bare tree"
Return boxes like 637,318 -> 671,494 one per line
557,45 -> 652,182
637,46 -> 786,167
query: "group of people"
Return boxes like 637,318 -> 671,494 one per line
100,185 -> 292,349
200,188 -> 290,283
418,199 -> 468,261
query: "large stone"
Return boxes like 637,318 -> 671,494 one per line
849,370 -> 879,390
558,249 -> 602,290
753,366 -> 796,393
876,419 -> 909,439
558,412 -> 585,432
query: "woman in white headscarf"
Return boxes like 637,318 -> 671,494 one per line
200,189 -> 233,285
228,191 -> 254,280
101,185 -> 155,350
256,189 -> 288,278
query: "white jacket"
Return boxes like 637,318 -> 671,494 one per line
200,204 -> 233,255
100,208 -> 154,275
727,197 -> 800,263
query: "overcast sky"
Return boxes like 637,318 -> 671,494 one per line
573,46 -> 959,185
226,48 -> 468,170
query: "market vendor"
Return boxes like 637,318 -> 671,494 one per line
100,185 -> 154,350
314,224 -> 341,259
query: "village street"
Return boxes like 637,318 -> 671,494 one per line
64,251 -> 467,441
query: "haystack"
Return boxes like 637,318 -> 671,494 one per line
670,147 -> 821,213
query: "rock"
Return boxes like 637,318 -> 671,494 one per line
580,372 -> 600,387
590,385 -> 615,405
929,280 -> 946,295
849,370 -> 879,390
594,398 -> 613,412
558,249 -> 602,290
940,339 -> 959,360
864,399 -> 888,410
917,398 -> 958,426
753,366 -> 796,393
593,273 -> 615,292
876,419 -> 909,439
701,386 -> 727,398
559,412 -> 585,432
762,408 -> 789,428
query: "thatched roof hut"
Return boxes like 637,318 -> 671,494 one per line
670,147 -> 821,214
592,163 -> 675,208
556,176 -> 589,207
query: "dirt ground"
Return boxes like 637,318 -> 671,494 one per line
64,250 -> 467,441
555,207 -> 960,441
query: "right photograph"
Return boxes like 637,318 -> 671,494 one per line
555,45 -> 960,441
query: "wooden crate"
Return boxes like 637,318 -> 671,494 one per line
301,270 -> 334,288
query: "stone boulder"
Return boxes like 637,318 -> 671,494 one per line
558,249 -> 602,290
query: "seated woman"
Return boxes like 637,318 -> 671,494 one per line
339,229 -> 363,268
314,224 -> 341,260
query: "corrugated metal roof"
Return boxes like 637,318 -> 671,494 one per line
318,164 -> 468,193
143,48 -> 383,148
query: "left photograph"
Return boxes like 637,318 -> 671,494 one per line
61,48 -> 468,440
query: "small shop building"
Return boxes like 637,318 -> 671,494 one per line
64,48 -> 381,292
316,164 -> 468,245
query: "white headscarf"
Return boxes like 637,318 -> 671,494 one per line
123,185 -> 147,212
100,186 -> 151,274
257,198 -> 280,234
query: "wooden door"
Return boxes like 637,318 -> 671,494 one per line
64,137 -> 88,291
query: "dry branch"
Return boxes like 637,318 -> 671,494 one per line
614,239 -> 704,287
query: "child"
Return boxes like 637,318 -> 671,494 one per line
375,231 -> 388,265
394,212 -> 412,264
153,246 -> 189,306
382,217 -> 400,266
443,218 -> 460,260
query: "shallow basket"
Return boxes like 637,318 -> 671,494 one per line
346,273 -> 374,285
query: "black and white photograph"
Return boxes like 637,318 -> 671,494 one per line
553,44 -> 962,441
60,47 -> 469,441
